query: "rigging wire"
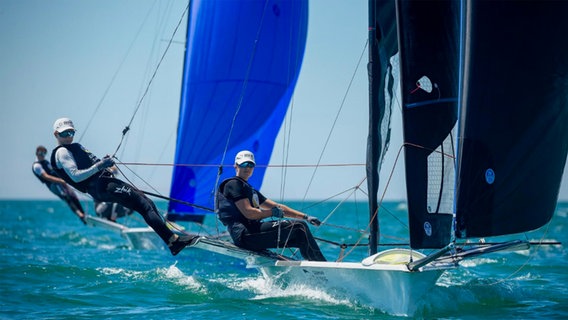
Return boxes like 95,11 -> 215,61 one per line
113,158 -> 216,238
212,0 -> 271,199
277,0 -> 309,202
337,141 -> 406,261
119,161 -> 364,168
75,1 -> 201,231
115,161 -> 412,251
279,99 -> 293,201
318,177 -> 366,227
115,157 -> 214,212
78,0 -> 160,143
301,39 -> 369,204
111,2 -> 189,158
301,185 -> 368,211
484,219 -> 556,286
129,0 -> 178,163
278,178 -> 368,260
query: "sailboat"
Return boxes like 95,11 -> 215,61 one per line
87,0 -> 308,250
184,0 -> 568,316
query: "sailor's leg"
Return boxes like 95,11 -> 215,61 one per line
96,178 -> 175,244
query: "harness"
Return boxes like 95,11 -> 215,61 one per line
216,177 -> 262,226
50,143 -> 99,193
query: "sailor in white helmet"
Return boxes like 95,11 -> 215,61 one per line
50,117 -> 194,255
216,150 -> 326,261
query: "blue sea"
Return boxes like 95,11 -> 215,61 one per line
1,200 -> 567,319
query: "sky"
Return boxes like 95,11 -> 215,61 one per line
1,0 -> 567,204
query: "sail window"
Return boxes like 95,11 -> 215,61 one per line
426,133 -> 456,214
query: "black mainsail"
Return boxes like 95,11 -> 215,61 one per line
455,1 -> 568,238
397,0 -> 459,249
394,0 -> 568,247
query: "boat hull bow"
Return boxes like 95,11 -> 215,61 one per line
192,237 -> 453,316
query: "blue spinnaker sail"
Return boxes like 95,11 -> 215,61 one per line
168,0 -> 308,222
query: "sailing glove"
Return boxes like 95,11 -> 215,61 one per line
306,216 -> 321,227
271,206 -> 284,218
99,156 -> 115,169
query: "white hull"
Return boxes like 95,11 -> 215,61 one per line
192,237 -> 453,316
85,215 -> 127,232
266,261 -> 445,316
122,227 -> 166,250
85,215 -> 165,250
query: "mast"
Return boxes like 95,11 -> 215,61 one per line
367,0 -> 380,255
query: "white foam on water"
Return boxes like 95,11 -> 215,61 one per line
157,262 -> 206,292
459,257 -> 498,268
220,274 -> 355,308
98,267 -> 145,279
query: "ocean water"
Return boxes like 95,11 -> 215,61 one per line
1,200 -> 567,319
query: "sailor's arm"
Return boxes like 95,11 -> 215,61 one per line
261,199 -> 308,220
33,163 -> 66,185
55,148 -> 103,182
262,199 -> 322,226
235,198 -> 273,220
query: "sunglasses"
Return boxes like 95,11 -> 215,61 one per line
238,162 -> 255,168
37,151 -> 47,157
59,130 -> 75,138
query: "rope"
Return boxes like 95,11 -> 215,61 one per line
113,157 -> 214,213
141,190 -> 214,212
118,161 -> 365,168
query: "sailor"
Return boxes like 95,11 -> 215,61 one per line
32,145 -> 87,224
50,117 -> 194,255
217,150 -> 326,261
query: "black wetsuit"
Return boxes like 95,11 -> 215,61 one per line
51,143 -> 175,244
217,177 -> 326,261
